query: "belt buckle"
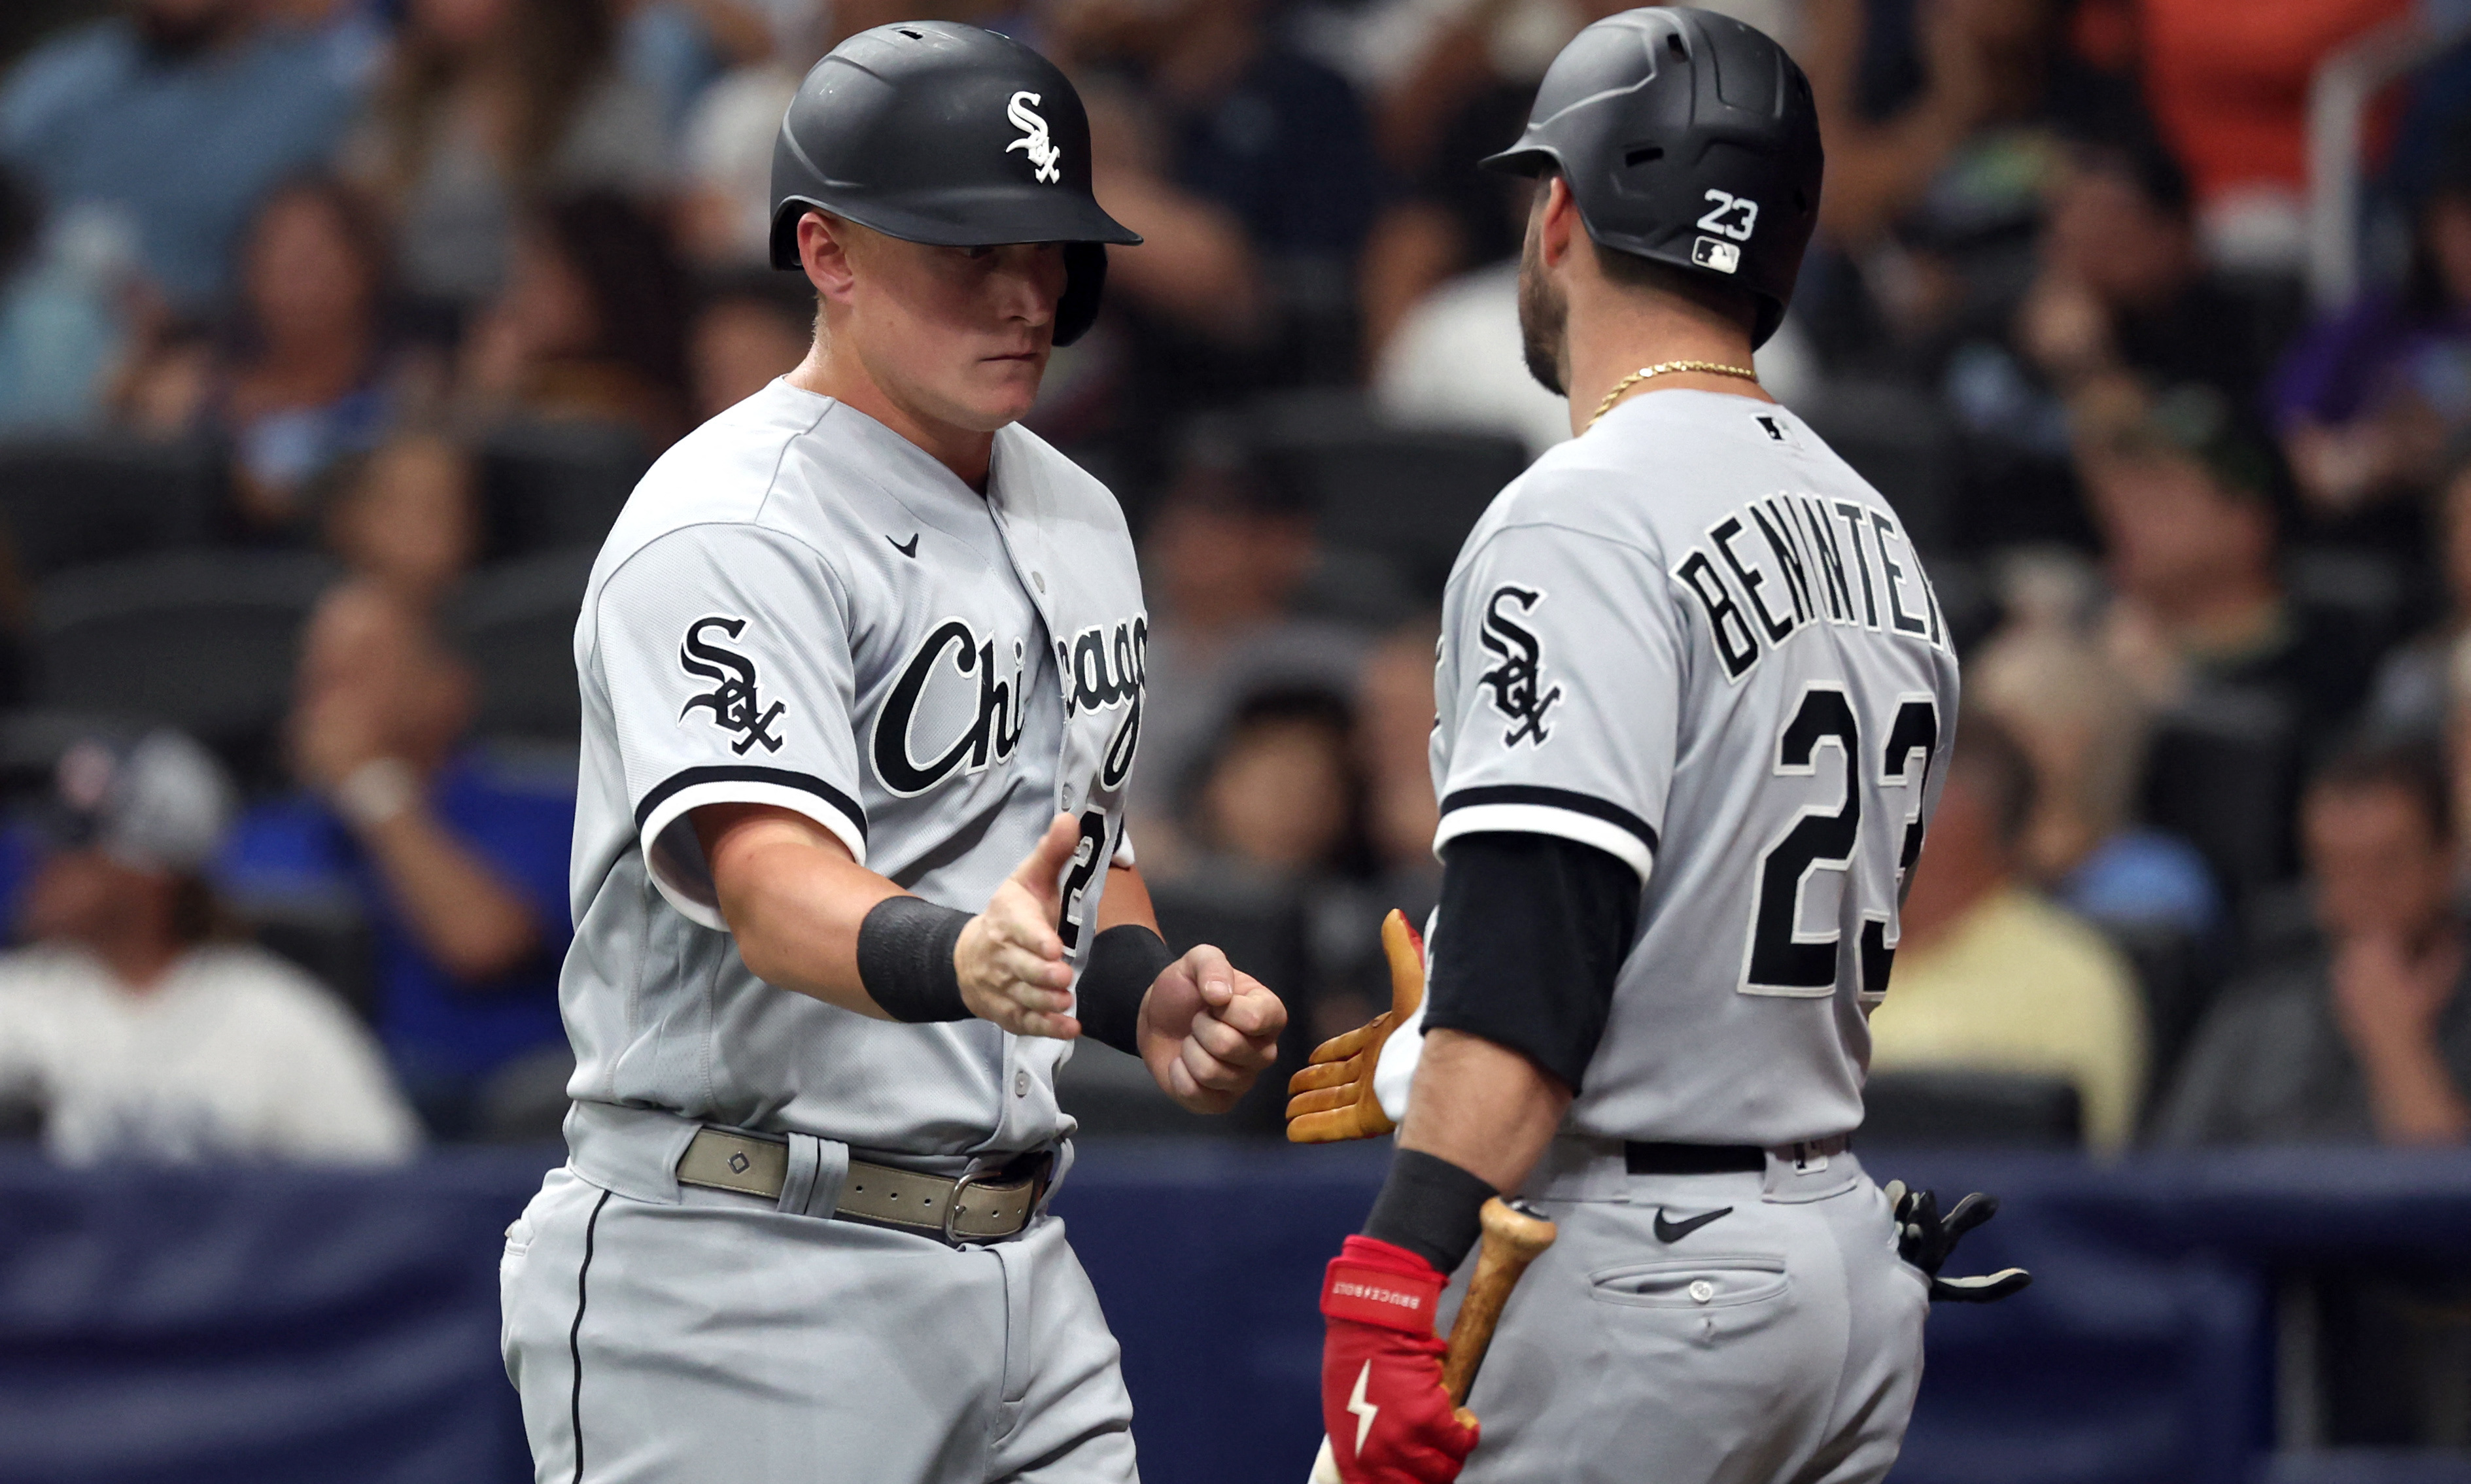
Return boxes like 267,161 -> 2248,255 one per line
944,1167 -> 996,1245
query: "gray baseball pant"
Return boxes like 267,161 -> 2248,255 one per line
1448,1143 -> 1928,1484
500,1156 -> 1137,1483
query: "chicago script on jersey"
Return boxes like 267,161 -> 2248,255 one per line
873,618 -> 1029,796
1056,616 -> 1146,789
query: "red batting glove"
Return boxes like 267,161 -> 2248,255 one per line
1320,1235 -> 1479,1483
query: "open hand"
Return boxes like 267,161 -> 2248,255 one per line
1138,943 -> 1285,1114
956,814 -> 1084,1039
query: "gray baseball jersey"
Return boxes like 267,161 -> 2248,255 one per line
559,378 -> 1146,1156
1426,388 -> 1960,1147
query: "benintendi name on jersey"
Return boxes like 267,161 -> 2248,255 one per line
1674,491 -> 1951,683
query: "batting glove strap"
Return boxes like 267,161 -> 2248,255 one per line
1322,1236 -> 1447,1333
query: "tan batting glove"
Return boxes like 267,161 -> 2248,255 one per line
1285,909 -> 1425,1143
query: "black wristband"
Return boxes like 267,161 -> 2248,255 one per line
855,896 -> 971,1023
1077,924 -> 1175,1056
1364,1148 -> 1498,1275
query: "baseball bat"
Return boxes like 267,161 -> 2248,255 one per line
1308,1198 -> 1559,1483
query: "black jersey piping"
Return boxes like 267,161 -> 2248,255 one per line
1438,784 -> 1659,854
569,1188 -> 612,1484
633,765 -> 869,842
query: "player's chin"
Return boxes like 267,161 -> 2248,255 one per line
956,353 -> 1049,426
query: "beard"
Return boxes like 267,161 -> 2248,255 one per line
1516,224 -> 1568,398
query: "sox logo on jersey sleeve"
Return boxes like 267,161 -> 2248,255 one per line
678,616 -> 786,755
1476,585 -> 1562,746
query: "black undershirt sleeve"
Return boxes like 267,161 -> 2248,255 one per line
1419,831 -> 1642,1091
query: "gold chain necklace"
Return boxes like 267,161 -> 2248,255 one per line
1585,360 -> 1760,430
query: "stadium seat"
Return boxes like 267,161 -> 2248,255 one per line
1860,1068 -> 2084,1148
232,882 -> 377,1023
451,545 -> 596,742
30,551 -> 336,778
0,436 -> 218,578
475,419 -> 649,561
1795,384 -> 1958,555
1251,396 -> 1530,596
2143,687 -> 2303,906
2105,919 -> 2215,1131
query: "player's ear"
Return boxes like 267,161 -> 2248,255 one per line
1536,175 -> 1580,271
799,211 -> 860,302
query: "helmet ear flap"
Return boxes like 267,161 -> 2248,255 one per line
1054,242 -> 1107,347
769,202 -> 808,273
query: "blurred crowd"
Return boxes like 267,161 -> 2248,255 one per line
0,0 -> 2468,1161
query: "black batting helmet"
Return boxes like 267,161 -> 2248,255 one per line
769,21 -> 1141,347
1481,7 -> 1822,347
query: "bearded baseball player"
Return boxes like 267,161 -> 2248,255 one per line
498,23 -> 1287,1483
1288,11 -> 2025,1483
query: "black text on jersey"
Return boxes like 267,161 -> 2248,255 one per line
873,618 -> 1029,796
1056,617 -> 1147,791
1477,585 -> 1563,746
678,615 -> 786,755
1673,494 -> 1947,683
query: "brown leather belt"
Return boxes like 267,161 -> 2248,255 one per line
676,1127 -> 1046,1245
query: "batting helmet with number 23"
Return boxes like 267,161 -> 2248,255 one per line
1481,7 -> 1823,348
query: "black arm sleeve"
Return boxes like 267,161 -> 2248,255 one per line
1420,831 -> 1642,1091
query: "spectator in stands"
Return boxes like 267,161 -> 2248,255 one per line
0,729 -> 419,1164
457,192 -> 691,449
323,432 -> 477,611
120,177 -> 397,532
1866,714 -> 2148,1151
672,0 -> 834,267
2156,739 -> 2471,1147
1048,0 -> 1380,279
1186,687 -> 1372,882
348,0 -> 668,314
226,581 -> 574,1136
686,269 -> 811,421
2138,0 -> 2411,273
1302,615 -> 1446,1043
0,0 -> 364,310
1370,158 -> 1572,458
1972,614 -> 2220,937
2087,383 -> 2377,746
0,165 -> 124,432
1179,684 -> 1374,1035
2272,141 -> 2471,523
1129,423 -> 1367,838
2014,135 -> 2287,413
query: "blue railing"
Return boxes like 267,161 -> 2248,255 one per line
3,1142 -> 2470,1483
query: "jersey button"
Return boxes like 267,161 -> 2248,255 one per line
1688,1280 -> 1716,1305
1032,571 -> 1046,593
1014,1071 -> 1029,1097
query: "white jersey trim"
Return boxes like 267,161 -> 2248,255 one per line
638,776 -> 871,929
1434,802 -> 1655,882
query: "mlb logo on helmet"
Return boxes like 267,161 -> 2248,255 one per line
1691,237 -> 1741,273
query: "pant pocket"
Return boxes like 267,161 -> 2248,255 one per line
1589,1256 -> 1789,1310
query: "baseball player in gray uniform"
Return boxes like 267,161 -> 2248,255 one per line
1290,12 -> 2024,1484
498,24 -> 1287,1484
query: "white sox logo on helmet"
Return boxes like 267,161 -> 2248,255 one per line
1006,91 -> 1062,184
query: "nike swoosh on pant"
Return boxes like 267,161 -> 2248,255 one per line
1653,1206 -> 1733,1242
